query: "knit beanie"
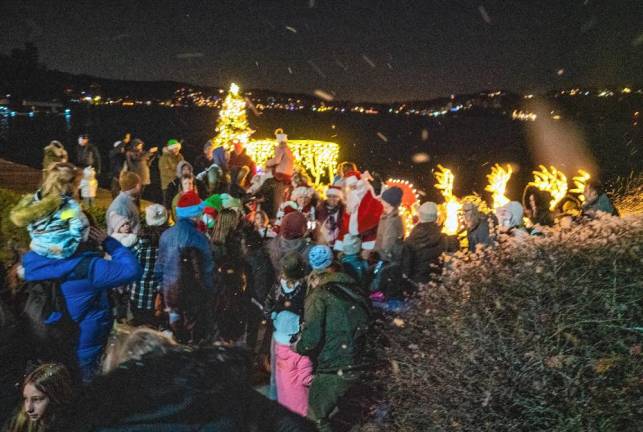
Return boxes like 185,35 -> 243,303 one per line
166,139 -> 181,150
291,186 -> 314,201
280,251 -> 307,280
381,186 -> 403,207
342,234 -> 362,256
119,171 -> 141,192
309,245 -> 333,271
280,211 -> 307,240
176,191 -> 204,219
326,185 -> 344,200
145,204 -> 168,227
419,201 -> 438,223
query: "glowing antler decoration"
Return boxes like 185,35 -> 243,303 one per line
434,164 -> 461,235
528,165 -> 568,210
570,169 -> 591,203
485,163 -> 513,209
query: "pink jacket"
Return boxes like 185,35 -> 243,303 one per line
266,143 -> 294,177
274,341 -> 313,416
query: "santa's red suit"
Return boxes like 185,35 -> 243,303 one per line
335,170 -> 383,251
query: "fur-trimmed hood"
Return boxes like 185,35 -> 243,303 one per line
9,192 -> 62,228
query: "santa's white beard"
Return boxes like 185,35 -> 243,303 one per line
346,182 -> 368,214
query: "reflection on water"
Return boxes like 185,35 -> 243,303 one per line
0,106 -> 9,142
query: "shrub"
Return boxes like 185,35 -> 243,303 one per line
0,188 -> 30,262
370,213 -> 642,431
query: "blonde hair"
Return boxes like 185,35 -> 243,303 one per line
7,363 -> 73,432
101,326 -> 177,374
210,208 -> 240,244
41,162 -> 80,197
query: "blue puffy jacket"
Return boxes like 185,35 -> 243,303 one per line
22,237 -> 141,381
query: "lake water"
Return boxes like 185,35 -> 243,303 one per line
0,104 -> 638,203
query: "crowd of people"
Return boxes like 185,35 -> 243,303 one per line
0,129 -> 620,431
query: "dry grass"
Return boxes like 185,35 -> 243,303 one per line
366,188 -> 643,431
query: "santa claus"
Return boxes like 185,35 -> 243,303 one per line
335,170 -> 383,253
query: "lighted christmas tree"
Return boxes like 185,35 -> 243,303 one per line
212,82 -> 254,150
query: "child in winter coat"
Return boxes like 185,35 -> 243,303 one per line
79,166 -> 98,208
109,214 -> 139,248
10,162 -> 90,260
264,251 -> 313,416
129,204 -> 168,327
109,213 -> 139,322
340,234 -> 368,288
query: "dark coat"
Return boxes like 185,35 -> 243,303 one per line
125,149 -> 157,185
75,143 -> 102,175
50,347 -> 316,432
229,149 -> 257,180
108,146 -> 126,179
401,222 -> 456,284
467,216 -> 493,252
0,299 -> 26,427
267,237 -> 312,277
295,271 -> 370,373
244,246 -> 276,304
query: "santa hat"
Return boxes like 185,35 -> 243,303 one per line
326,185 -> 344,200
176,191 -> 204,219
291,186 -> 314,201
274,128 -> 287,143
343,170 -> 361,187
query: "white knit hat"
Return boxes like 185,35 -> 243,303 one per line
291,186 -> 314,201
145,204 -> 168,227
419,202 -> 438,223
326,185 -> 344,200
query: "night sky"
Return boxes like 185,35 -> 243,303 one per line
1,0 -> 641,102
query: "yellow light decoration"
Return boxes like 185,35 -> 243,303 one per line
211,82 -> 254,151
434,164 -> 461,235
385,178 -> 420,235
570,169 -> 591,203
528,165 -> 568,210
484,163 -> 513,210
246,139 -> 340,187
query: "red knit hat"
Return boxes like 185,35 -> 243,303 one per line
176,191 -> 204,219
281,211 -> 307,240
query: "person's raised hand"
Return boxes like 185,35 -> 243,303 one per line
88,226 -> 108,244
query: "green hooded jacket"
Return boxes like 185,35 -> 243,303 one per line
295,271 -> 370,374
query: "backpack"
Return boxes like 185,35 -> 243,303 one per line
21,256 -> 93,375
170,247 -> 214,344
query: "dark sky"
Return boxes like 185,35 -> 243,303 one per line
1,0 -> 641,102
